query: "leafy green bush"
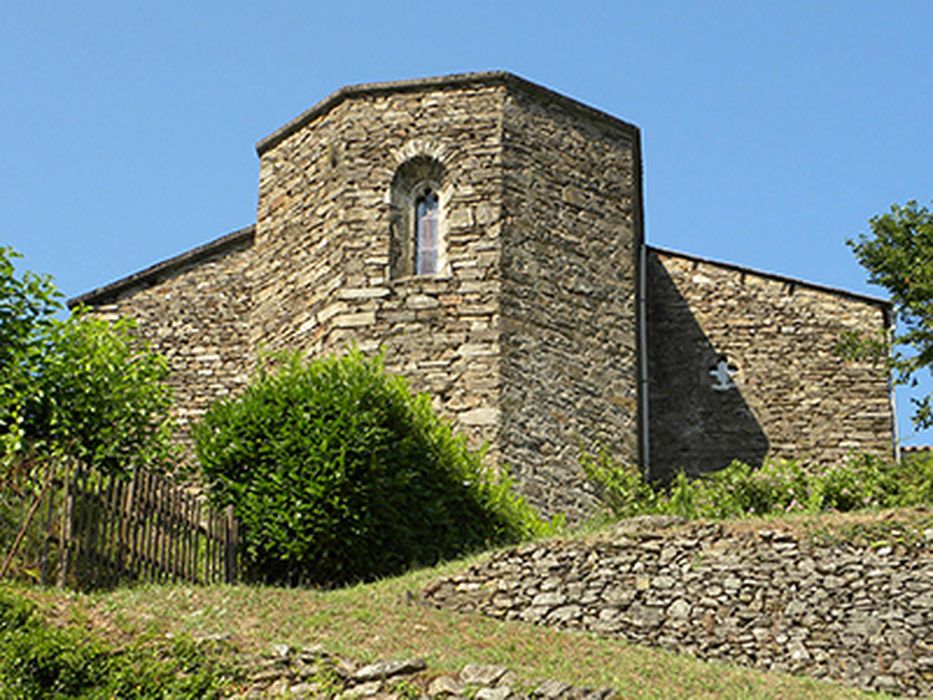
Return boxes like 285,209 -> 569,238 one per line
0,593 -> 107,698
582,450 -> 933,520
1,246 -> 175,477
194,349 -> 551,586
0,588 -> 235,699
27,311 -> 175,474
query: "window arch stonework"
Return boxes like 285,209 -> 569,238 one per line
389,156 -> 447,279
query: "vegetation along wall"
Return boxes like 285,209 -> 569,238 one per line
70,227 -> 255,448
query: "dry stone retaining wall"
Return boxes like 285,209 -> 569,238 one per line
422,516 -> 933,696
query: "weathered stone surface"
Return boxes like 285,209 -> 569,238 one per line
77,228 -> 254,453
342,679 -> 383,697
234,645 -> 612,699
460,663 -> 509,686
423,515 -> 933,697
427,675 -> 464,696
647,249 -> 894,479
497,86 -> 640,518
533,679 -> 571,698
352,658 -> 427,682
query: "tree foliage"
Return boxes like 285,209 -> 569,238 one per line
194,349 -> 552,587
0,246 -> 174,479
0,247 -> 61,467
848,200 -> 933,429
27,312 -> 175,472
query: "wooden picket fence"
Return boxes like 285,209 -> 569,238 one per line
49,463 -> 239,589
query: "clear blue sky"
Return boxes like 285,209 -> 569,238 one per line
2,1 -> 931,445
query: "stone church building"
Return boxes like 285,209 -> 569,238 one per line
72,72 -> 896,520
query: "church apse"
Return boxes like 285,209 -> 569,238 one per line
67,72 -> 896,520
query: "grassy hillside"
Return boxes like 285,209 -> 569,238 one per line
10,509 -> 927,698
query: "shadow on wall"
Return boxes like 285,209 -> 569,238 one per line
646,251 -> 769,481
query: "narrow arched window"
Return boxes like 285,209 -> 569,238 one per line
389,156 -> 445,279
414,188 -> 439,275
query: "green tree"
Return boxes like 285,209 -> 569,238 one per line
0,246 -> 175,476
0,247 -> 61,467
27,311 -> 175,472
1,246 -> 176,579
847,200 -> 933,429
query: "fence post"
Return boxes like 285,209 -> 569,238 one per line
39,466 -> 58,585
0,462 -> 56,581
32,462 -> 238,589
57,461 -> 74,588
224,505 -> 237,584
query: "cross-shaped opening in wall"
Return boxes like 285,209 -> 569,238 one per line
710,356 -> 738,391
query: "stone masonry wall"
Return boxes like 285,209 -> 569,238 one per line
423,515 -> 933,697
647,248 -> 894,480
498,85 -> 641,519
77,230 -> 254,447
252,79 -> 507,454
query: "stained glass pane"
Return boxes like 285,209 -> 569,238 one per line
415,190 -> 439,274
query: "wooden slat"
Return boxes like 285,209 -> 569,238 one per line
101,472 -> 115,587
57,463 -> 73,588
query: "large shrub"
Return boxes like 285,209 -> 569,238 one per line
194,349 -> 549,586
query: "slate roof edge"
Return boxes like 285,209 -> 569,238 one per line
68,224 -> 255,308
647,244 -> 891,309
255,70 -> 640,155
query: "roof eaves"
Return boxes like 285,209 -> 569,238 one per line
68,224 -> 255,308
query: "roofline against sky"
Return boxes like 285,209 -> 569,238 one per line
68,225 -> 255,308
255,70 -> 640,155
71,71 -> 889,312
648,244 -> 891,310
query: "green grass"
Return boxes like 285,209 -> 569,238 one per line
10,510 -> 926,698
